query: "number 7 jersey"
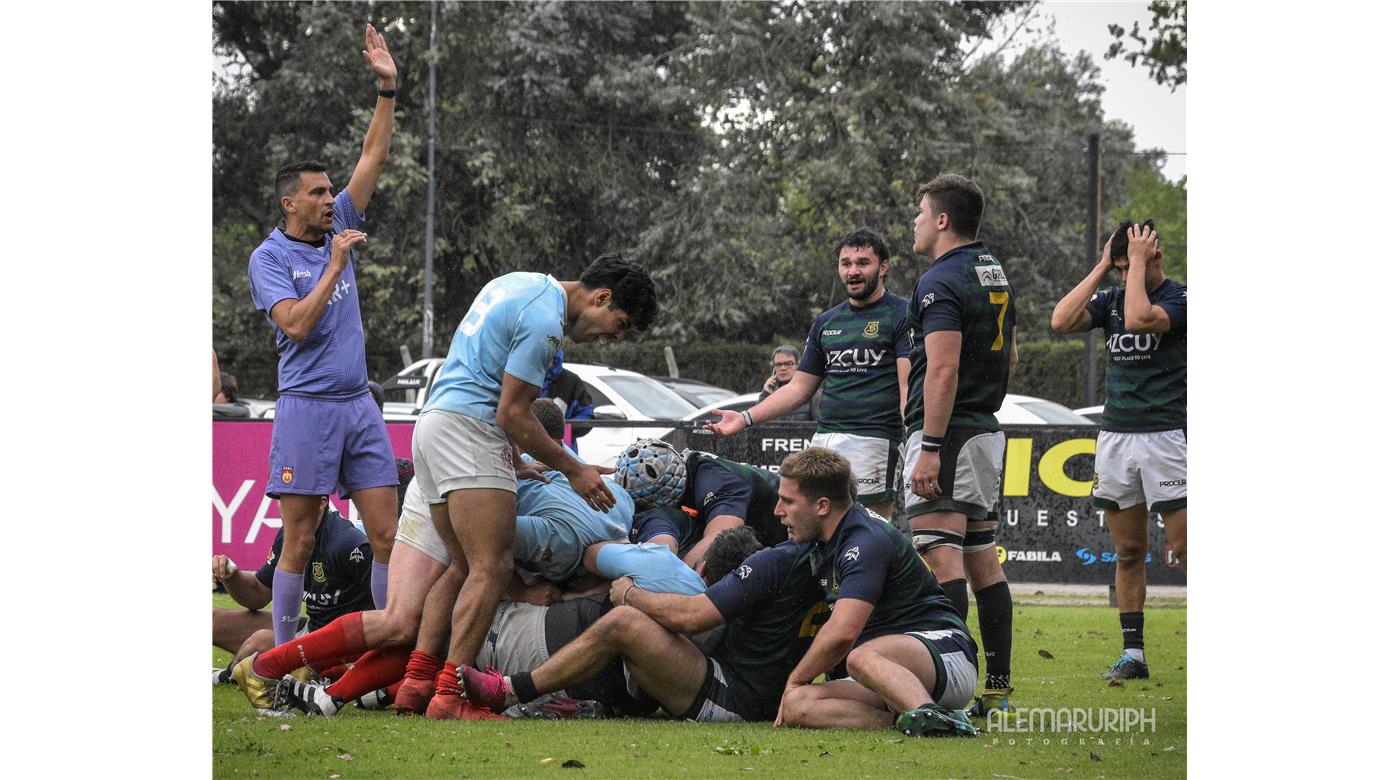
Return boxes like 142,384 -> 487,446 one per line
903,242 -> 1016,433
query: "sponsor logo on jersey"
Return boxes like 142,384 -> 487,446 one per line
703,491 -> 716,507
822,329 -> 843,336
920,292 -> 937,307
843,546 -> 860,563
311,562 -> 327,583
863,320 -> 879,338
1105,333 -> 1163,355
737,564 -> 752,580
976,264 -> 1009,287
825,348 -> 888,369
292,269 -> 312,280
348,548 -> 365,563
281,467 -> 294,485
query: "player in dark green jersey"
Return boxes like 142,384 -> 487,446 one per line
707,229 -> 911,520
772,448 -> 977,737
1051,220 -> 1186,683
455,527 -> 833,723
902,174 -> 1019,719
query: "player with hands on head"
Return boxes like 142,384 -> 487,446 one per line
1051,219 -> 1186,683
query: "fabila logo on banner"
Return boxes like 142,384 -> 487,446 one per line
1003,437 -> 1097,498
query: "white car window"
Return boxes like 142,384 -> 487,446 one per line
599,376 -> 696,420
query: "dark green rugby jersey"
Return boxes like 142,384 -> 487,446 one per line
904,242 -> 1017,433
797,292 -> 912,440
681,450 -> 787,548
1086,279 -> 1187,432
817,504 -> 968,643
706,541 -> 829,720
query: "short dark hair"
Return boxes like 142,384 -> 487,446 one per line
916,174 -> 985,238
836,228 -> 889,264
579,254 -> 659,332
218,372 -> 239,402
778,447 -> 853,506
531,398 -> 566,440
701,526 -> 763,586
274,161 -> 328,214
1108,219 -> 1156,261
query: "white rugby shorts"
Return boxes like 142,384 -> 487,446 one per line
1092,429 -> 1187,513
810,431 -> 900,502
392,476 -> 451,566
902,428 -> 1005,521
411,409 -> 517,501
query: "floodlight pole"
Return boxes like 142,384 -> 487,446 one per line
420,0 -> 439,360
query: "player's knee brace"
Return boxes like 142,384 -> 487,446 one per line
964,526 -> 997,553
912,529 -> 964,556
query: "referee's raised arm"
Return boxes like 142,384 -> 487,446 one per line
346,23 -> 397,214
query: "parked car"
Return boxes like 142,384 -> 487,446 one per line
683,392 -> 762,422
378,358 -> 700,464
997,394 -> 1098,426
649,376 -> 739,408
1073,405 -> 1104,424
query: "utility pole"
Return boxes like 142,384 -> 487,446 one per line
1083,133 -> 1101,408
420,0 -> 439,360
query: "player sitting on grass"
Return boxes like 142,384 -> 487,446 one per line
457,519 -> 828,725
772,448 -> 979,738
618,439 -> 789,565
213,496 -> 375,683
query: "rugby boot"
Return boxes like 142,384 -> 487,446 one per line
457,665 -> 516,713
288,665 -> 320,684
353,688 -> 393,710
213,665 -> 234,685
895,705 -> 980,738
504,692 -> 613,720
231,654 -> 281,713
425,692 -> 506,721
1101,652 -> 1150,681
279,677 -> 344,717
393,675 -> 434,716
966,687 -> 1016,718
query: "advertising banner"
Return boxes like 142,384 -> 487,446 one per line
211,420 -> 416,571
677,422 -> 1184,586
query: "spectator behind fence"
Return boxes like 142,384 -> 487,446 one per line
757,345 -> 816,422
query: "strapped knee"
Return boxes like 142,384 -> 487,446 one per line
964,527 -> 997,553
912,530 -> 964,556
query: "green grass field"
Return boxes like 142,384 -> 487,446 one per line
213,594 -> 1185,778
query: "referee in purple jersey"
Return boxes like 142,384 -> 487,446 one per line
245,24 -> 400,646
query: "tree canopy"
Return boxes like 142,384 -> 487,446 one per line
213,1 -> 1184,396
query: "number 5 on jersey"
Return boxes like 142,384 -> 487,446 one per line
460,285 -> 508,337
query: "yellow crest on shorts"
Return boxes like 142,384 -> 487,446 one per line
311,562 -> 326,583
281,467 -> 294,484
863,320 -> 879,338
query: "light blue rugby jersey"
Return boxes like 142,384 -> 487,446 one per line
596,542 -> 706,595
513,472 -> 635,583
425,272 -> 566,423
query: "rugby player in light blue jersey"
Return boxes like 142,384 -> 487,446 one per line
411,255 -> 658,720
243,25 -> 401,655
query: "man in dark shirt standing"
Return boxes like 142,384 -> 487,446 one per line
773,448 -> 977,737
1051,220 -> 1186,682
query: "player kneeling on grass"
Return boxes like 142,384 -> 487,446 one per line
773,447 -> 978,737
456,525 -> 827,724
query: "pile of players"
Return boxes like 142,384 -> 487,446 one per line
217,22 -> 1186,738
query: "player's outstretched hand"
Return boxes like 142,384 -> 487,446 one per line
1126,224 -> 1158,269
362,24 -> 397,85
909,450 -> 942,501
703,409 -> 747,437
609,575 -> 635,606
330,229 -> 367,270
568,464 -> 617,512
